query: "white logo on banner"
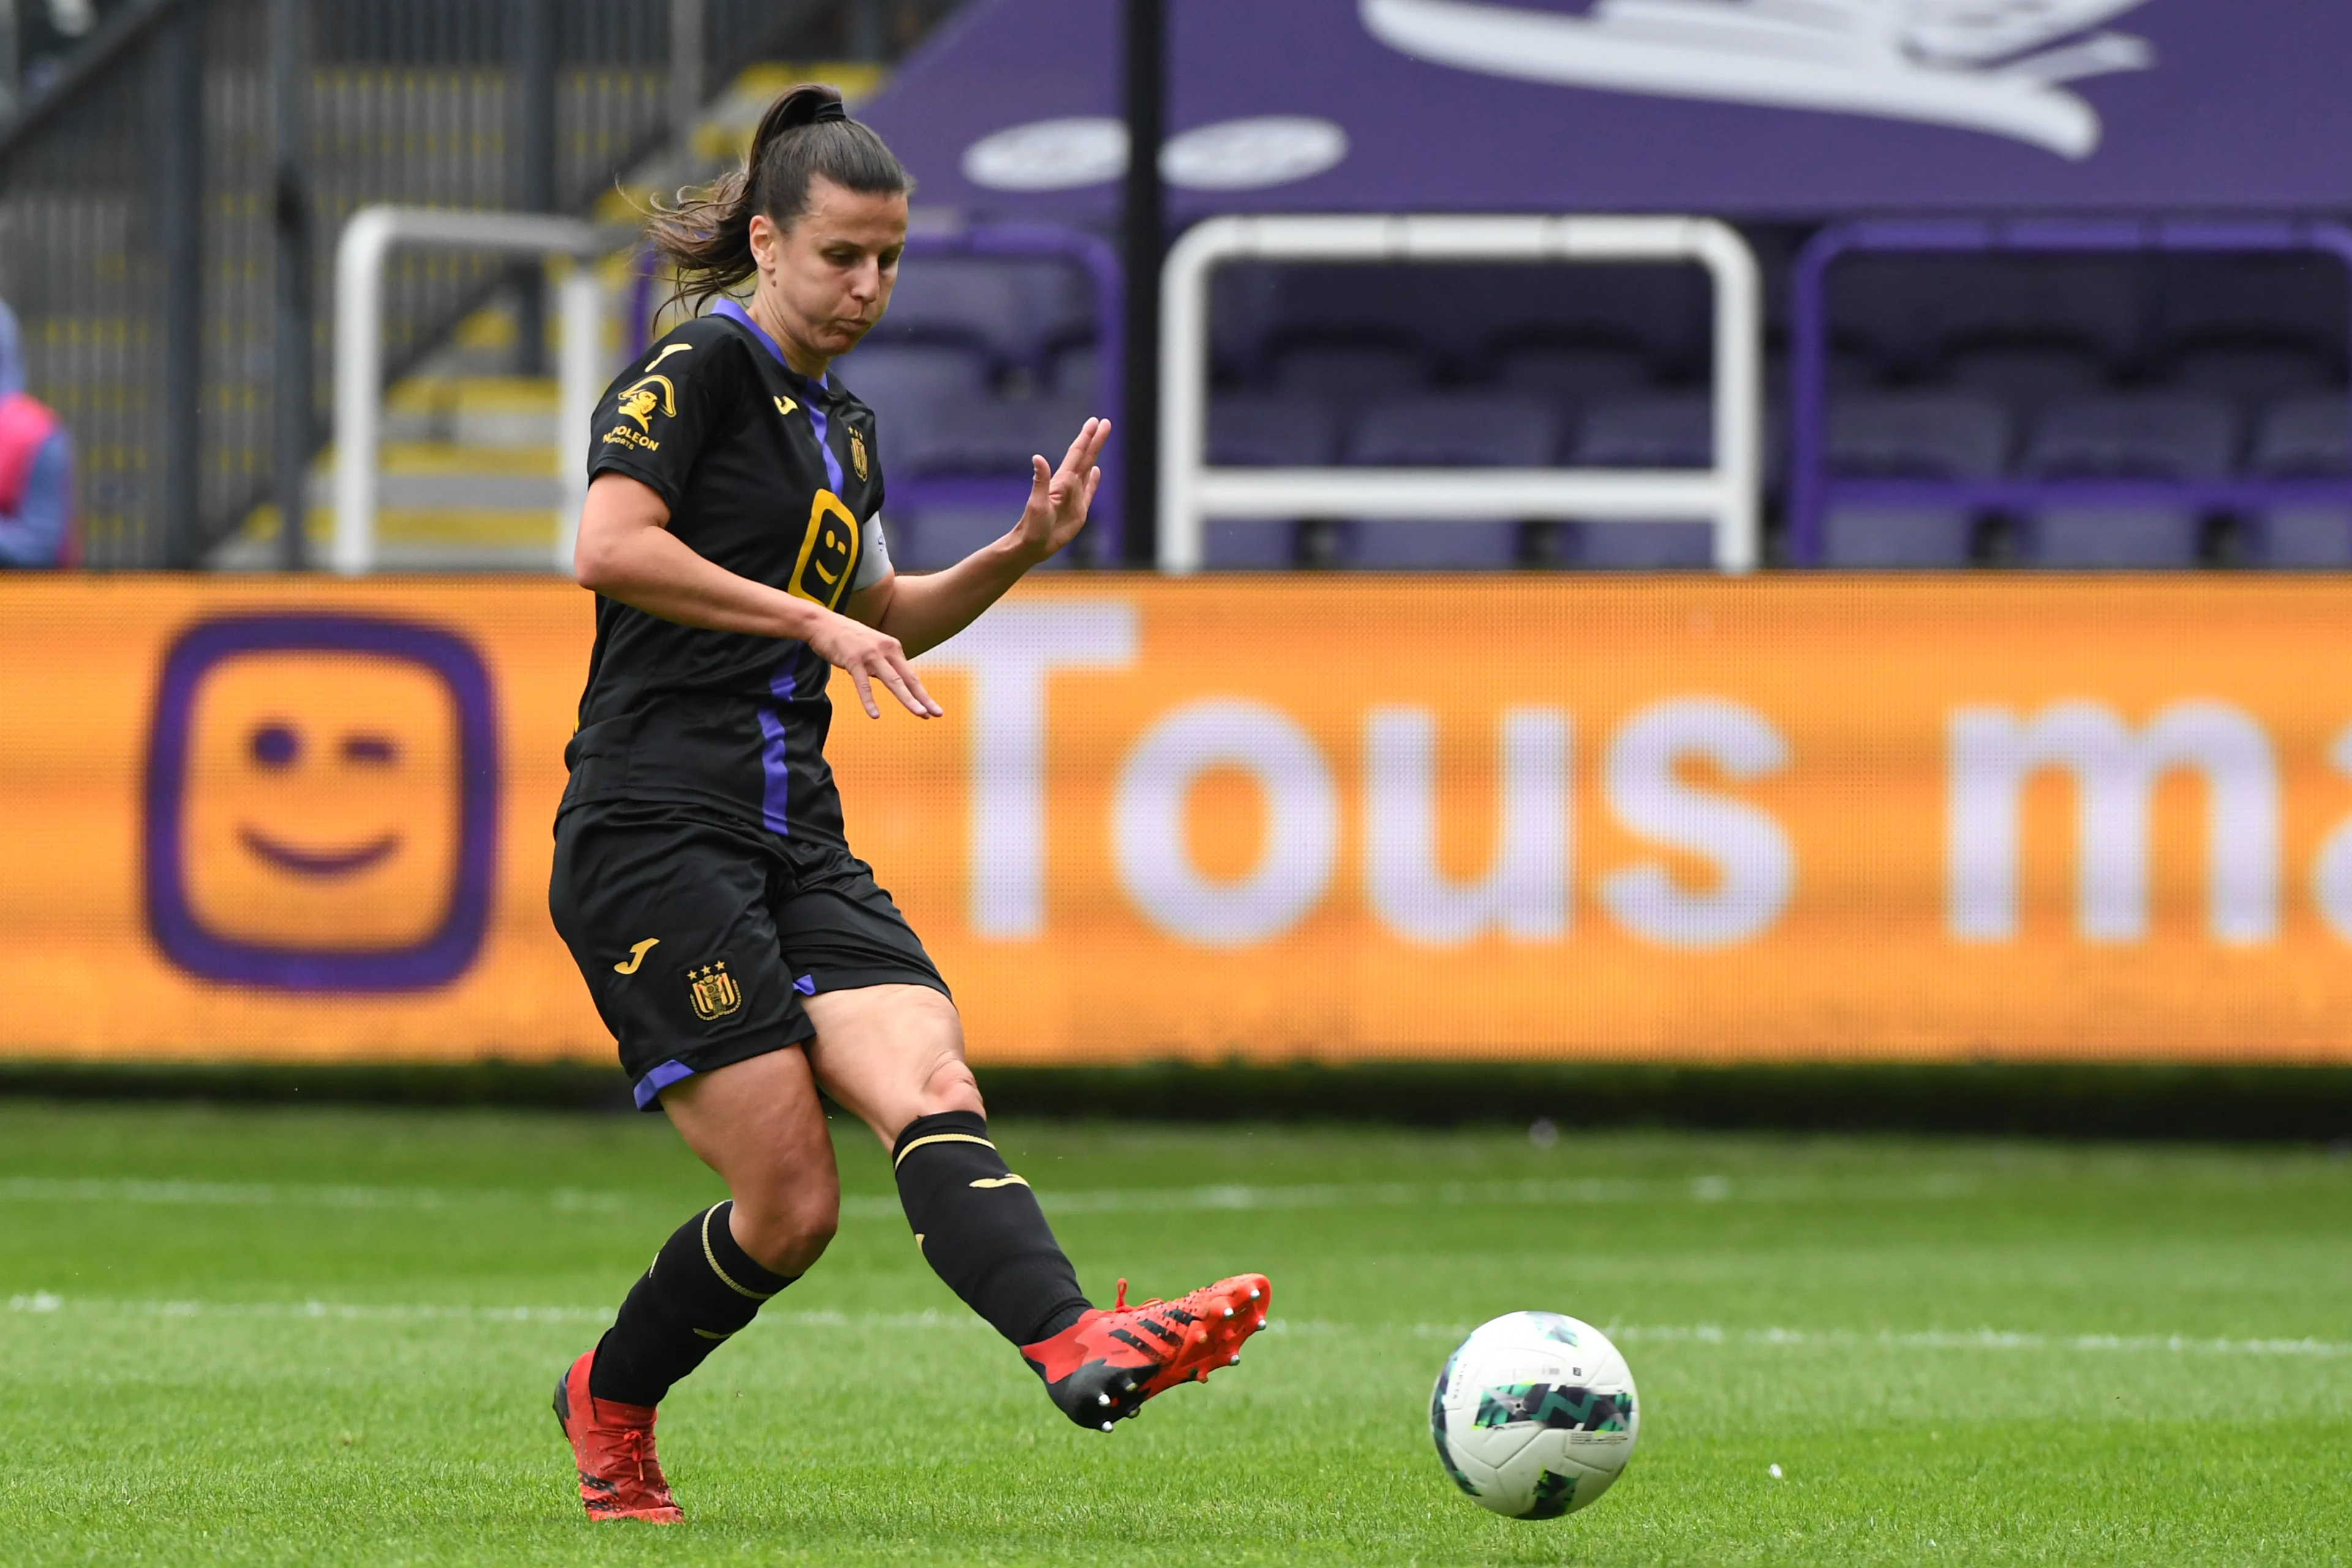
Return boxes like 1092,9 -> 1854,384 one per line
1360,0 -> 2156,158
963,116 -> 1350,192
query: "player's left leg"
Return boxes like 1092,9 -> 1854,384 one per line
805,985 -> 1271,1431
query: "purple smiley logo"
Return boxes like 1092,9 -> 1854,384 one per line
143,614 -> 500,992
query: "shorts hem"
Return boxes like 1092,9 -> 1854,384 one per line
805,964 -> 951,1000
624,1025 -> 815,1112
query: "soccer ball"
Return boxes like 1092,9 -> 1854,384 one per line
1429,1311 -> 1639,1519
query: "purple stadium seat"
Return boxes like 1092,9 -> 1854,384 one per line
1268,342 -> 1435,405
1344,393 -> 1561,468
2158,254 -> 2348,365
1822,391 -> 2010,568
890,507 -> 1080,573
866,259 -> 1032,361
1049,344 -> 1101,401
1339,393 -> 1561,568
2171,343 -> 2339,410
1564,393 -> 1771,570
2251,392 -> 2351,475
1923,255 -> 2146,369
1015,259 -> 1098,356
1202,519 -> 1303,569
1344,519 -> 1525,570
2018,393 -> 2237,568
1490,344 -> 1656,426
834,344 -> 995,450
897,393 -> 1092,478
1471,265 -> 1712,378
1940,343 -> 2107,417
1195,396 -> 1345,568
2250,393 -> 2352,568
1208,393 -> 1341,467
1208,262 -> 1286,380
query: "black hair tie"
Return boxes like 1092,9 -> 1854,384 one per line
774,91 -> 847,132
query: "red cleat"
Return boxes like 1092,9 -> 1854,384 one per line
1020,1273 -> 1272,1430
551,1349 -> 685,1524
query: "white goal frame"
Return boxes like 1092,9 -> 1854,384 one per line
1157,214 -> 1763,575
331,205 -> 611,576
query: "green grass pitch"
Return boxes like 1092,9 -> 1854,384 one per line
1,1102 -> 2346,1565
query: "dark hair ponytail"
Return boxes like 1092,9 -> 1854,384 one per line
646,83 -> 912,314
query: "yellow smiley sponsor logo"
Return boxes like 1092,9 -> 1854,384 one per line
787,490 -> 862,609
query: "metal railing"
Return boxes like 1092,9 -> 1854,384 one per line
1157,215 -> 1763,575
332,206 -> 608,577
0,0 -> 853,568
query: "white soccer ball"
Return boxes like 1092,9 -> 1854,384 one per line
1429,1311 -> 1640,1519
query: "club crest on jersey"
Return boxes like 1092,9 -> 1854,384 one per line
688,962 -> 741,1021
850,429 -> 869,481
616,375 -> 677,433
788,490 -> 862,609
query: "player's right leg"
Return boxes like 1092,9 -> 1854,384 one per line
548,808 -> 839,1521
802,982 -> 1271,1431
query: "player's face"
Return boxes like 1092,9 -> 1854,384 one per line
751,177 -> 908,367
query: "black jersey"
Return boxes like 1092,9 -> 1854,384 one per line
561,301 -> 894,847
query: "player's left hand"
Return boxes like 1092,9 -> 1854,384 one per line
1008,418 -> 1110,564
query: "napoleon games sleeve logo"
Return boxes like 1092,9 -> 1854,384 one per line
142,614 -> 500,991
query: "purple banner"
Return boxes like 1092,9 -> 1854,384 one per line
862,0 -> 2352,220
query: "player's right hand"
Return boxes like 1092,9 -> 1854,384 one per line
805,611 -> 942,720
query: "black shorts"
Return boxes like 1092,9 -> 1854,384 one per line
549,804 -> 948,1111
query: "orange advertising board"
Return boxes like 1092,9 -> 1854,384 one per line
5,575 -> 2352,1066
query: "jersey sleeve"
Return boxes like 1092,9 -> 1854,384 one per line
585,322 -> 737,513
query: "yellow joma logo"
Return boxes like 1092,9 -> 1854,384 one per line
613,938 -> 660,975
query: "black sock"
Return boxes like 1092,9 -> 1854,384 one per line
588,1200 -> 795,1407
892,1110 -> 1090,1346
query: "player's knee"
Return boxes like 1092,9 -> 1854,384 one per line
733,1189 -> 837,1276
918,1055 -> 984,1119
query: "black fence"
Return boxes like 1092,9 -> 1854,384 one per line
0,0 -> 934,568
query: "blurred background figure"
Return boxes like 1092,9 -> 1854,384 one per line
0,300 -> 74,568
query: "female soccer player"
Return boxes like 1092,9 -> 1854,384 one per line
546,85 -> 1269,1524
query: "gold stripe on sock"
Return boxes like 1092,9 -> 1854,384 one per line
701,1204 -> 781,1301
969,1174 -> 1030,1189
692,1327 -> 733,1341
892,1131 -> 996,1169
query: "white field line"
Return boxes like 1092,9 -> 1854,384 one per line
0,1172 -> 1980,1218
6,1293 -> 2346,1362
0,1177 -> 631,1213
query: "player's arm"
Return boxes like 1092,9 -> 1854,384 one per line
842,417 -> 1109,657
574,471 -> 940,720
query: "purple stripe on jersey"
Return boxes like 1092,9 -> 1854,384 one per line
633,1058 -> 696,1110
714,299 -> 845,493
807,401 -> 843,494
756,706 -> 793,837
